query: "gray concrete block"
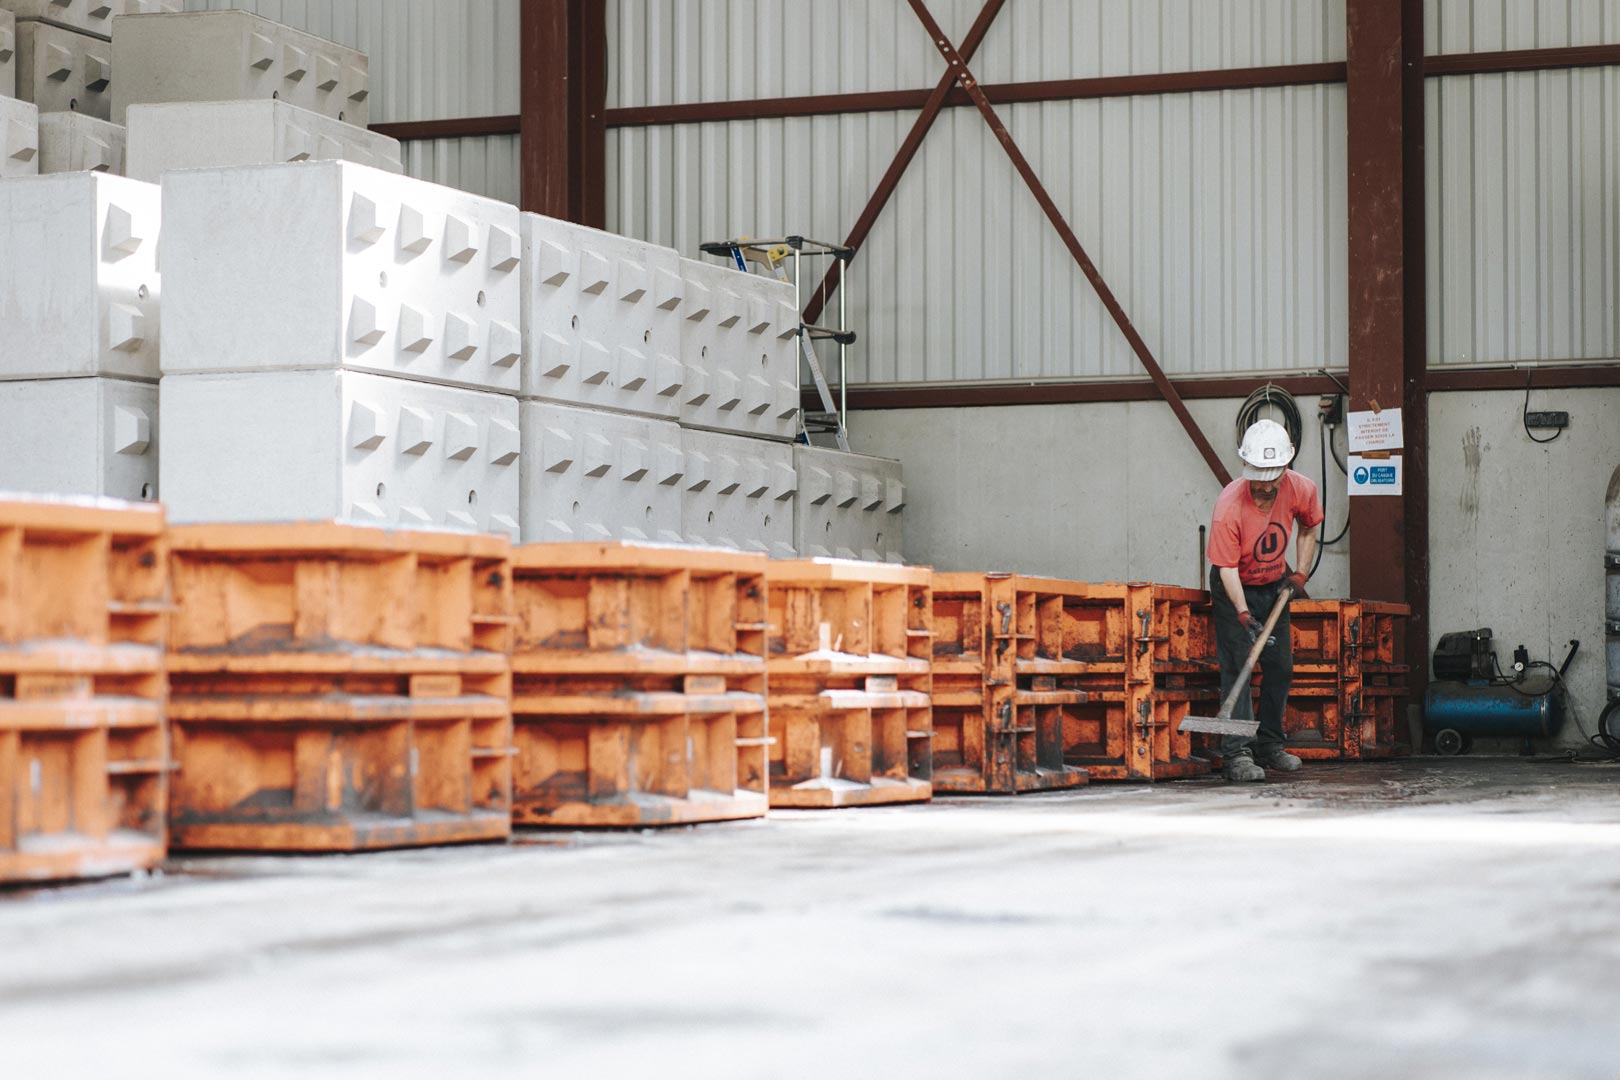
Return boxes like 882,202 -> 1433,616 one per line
793,445 -> 903,563
37,109 -> 122,173
681,427 -> 795,557
0,94 -> 39,177
161,161 -> 519,394
14,21 -> 111,119
160,369 -> 519,536
0,375 -> 157,500
677,256 -> 799,441
1,9 -> 15,96
111,10 -> 368,126
0,171 -> 160,380
126,99 -> 399,182
519,400 -> 684,544
0,1 -> 179,42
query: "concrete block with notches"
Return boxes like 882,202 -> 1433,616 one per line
677,256 -> 799,441
793,446 -> 905,563
1,9 -> 14,96
111,10 -> 368,125
0,94 -> 38,177
0,376 -> 157,500
520,213 -> 684,419
126,99 -> 399,182
161,161 -> 520,394
519,400 -> 684,544
680,427 -> 795,557
0,1 -> 181,41
38,110 -> 122,172
160,369 -> 519,536
14,20 -> 111,119
0,172 -> 159,379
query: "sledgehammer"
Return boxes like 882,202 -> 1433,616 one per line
1177,583 -> 1296,737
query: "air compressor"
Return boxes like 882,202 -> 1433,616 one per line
1422,629 -> 1579,754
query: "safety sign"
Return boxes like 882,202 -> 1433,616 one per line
1347,408 -> 1403,453
1347,453 -> 1403,496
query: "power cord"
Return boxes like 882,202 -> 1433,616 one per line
1523,377 -> 1563,444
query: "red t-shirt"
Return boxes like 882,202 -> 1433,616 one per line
1206,471 -> 1325,584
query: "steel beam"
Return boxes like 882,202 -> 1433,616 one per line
519,0 -> 605,226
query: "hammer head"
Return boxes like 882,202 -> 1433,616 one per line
1178,715 -> 1261,737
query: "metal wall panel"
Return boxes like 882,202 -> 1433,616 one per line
606,0 -> 1345,110
400,134 -> 519,207
609,84 -> 1347,385
1424,69 -> 1620,366
1426,0 -> 1620,53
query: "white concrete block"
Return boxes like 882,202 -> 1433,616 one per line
125,99 -> 400,182
0,94 -> 39,177
680,427 -> 795,557
0,171 -> 159,379
161,161 -> 520,394
678,256 -> 799,441
520,213 -> 685,419
793,446 -> 904,563
14,20 -> 111,119
1,9 -> 15,96
38,109 -> 122,172
0,375 -> 157,500
1,0 -> 116,41
160,369 -> 519,536
519,400 -> 684,544
111,11 -> 368,126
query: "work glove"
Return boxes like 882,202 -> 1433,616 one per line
1284,569 -> 1310,600
1238,610 -> 1263,645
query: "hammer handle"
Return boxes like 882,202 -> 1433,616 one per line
1214,583 -> 1295,720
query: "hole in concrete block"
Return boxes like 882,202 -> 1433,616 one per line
643,330 -> 651,343
707,511 -> 714,524
376,482 -> 386,498
272,91 -> 279,99
70,98 -> 79,111
570,315 -> 578,330
571,501 -> 580,514
467,490 -> 478,506
379,272 -> 388,287
140,483 -> 154,500
761,353 -> 768,367
476,291 -> 486,307
137,284 -> 149,300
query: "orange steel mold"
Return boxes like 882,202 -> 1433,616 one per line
930,573 -> 1088,794
0,498 -> 169,884
509,543 -> 770,827
765,559 -> 933,808
165,524 -> 513,852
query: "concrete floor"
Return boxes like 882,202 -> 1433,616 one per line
4,759 -> 1620,1080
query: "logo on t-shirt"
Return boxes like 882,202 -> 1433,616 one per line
1253,522 -> 1288,565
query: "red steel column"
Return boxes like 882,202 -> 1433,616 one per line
520,0 -> 606,226
1346,0 -> 1428,705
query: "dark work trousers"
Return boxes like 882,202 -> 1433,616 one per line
1208,566 -> 1292,760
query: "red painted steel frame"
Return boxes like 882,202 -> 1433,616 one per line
520,0 -> 605,226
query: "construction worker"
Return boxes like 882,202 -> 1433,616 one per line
1206,418 -> 1323,782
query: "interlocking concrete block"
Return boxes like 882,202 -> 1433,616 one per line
162,161 -> 519,394
111,10 -> 368,126
38,109 -> 122,172
125,99 -> 400,182
0,172 -> 158,379
678,257 -> 799,441
1,0 -> 114,41
519,400 -> 684,544
793,446 -> 904,563
520,213 -> 684,419
1,9 -> 15,96
0,94 -> 39,177
14,20 -> 111,119
160,369 -> 519,536
0,375 -> 157,500
680,427 -> 795,557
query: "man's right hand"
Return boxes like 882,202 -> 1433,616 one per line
1238,611 -> 1263,644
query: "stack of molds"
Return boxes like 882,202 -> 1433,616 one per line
111,9 -> 369,126
159,160 -> 522,536
793,445 -> 905,562
38,110 -> 121,172
0,171 -> 159,499
517,214 -> 688,544
125,99 -> 400,182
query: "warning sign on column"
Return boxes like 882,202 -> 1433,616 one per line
1347,454 -> 1403,496
1347,408 -> 1403,452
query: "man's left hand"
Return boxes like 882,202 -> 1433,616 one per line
1285,569 -> 1310,599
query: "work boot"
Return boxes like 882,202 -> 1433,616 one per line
1224,753 -> 1266,783
1255,749 -> 1302,772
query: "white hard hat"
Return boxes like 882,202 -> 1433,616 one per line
1238,418 -> 1295,481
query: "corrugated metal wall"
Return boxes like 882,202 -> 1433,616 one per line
1426,0 -> 1620,51
180,0 -> 520,200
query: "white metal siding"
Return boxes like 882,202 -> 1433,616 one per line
1426,0 -> 1620,53
607,0 -> 1346,110
609,83 -> 1346,385
1425,68 -> 1620,366
402,134 -> 520,205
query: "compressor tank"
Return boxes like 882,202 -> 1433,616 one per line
1423,675 -> 1565,740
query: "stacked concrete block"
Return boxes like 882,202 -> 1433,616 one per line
0,94 -> 38,176
126,99 -> 399,182
1,8 -> 14,96
38,109 -> 121,172
519,400 -> 684,544
12,18 -> 111,119
159,160 -> 521,536
111,10 -> 369,125
0,171 -> 159,499
0,0 -> 176,40
680,427 -> 796,558
677,256 -> 800,442
793,446 -> 905,563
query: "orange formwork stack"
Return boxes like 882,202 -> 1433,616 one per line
765,559 -> 933,807
165,524 -> 514,852
930,573 -> 1088,794
507,543 -> 770,827
0,498 -> 170,885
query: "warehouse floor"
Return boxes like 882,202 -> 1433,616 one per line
3,759 -> 1619,1080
